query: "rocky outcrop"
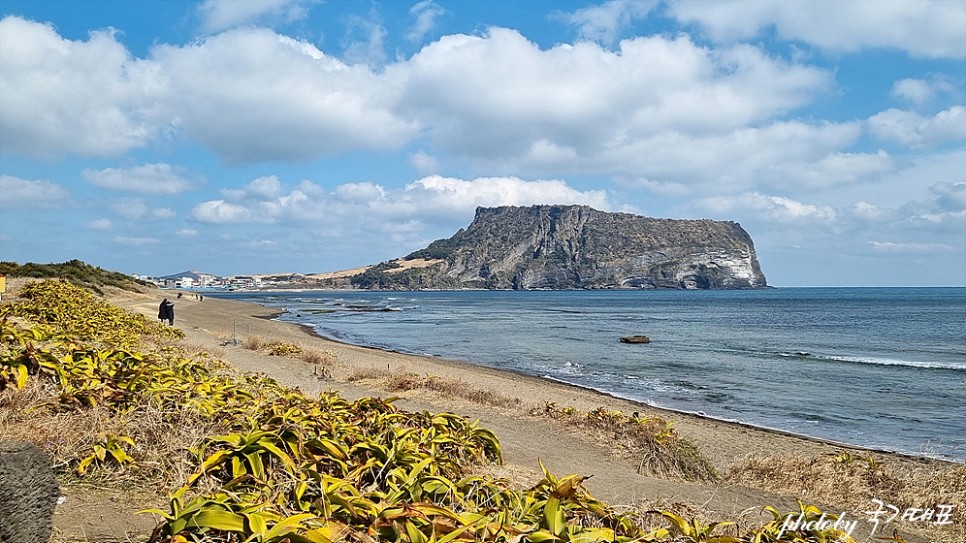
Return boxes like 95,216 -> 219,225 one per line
353,205 -> 768,290
0,441 -> 59,543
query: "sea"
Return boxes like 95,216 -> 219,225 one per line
210,287 -> 966,462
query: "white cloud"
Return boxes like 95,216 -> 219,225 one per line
87,219 -> 113,230
0,175 -> 70,209
407,1 -> 445,43
109,198 -> 146,220
0,17 -> 163,158
152,27 -> 414,163
764,150 -> 895,189
108,198 -> 176,221
112,236 -> 160,247
891,75 -> 960,108
394,29 -> 830,177
341,14 -> 388,67
2,13 -> 953,203
816,177 -> 964,248
2,17 -> 851,185
851,202 -> 889,221
82,163 -> 197,194
153,208 -> 176,219
189,175 -> 610,228
830,181 -> 965,257
242,239 -> 279,249
891,79 -> 935,106
395,175 -> 612,218
190,200 -> 261,224
667,0 -> 966,58
897,181 -> 966,230
198,0 -> 315,33
556,0 -> 658,46
409,151 -> 439,175
242,176 -> 284,199
868,106 -> 966,148
697,192 -> 836,223
177,228 -> 199,238
334,182 -> 387,204
608,120 -> 875,191
0,17 -> 415,162
869,241 -> 955,253
928,181 -> 966,213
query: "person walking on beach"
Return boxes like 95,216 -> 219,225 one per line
158,298 -> 169,323
159,298 -> 175,325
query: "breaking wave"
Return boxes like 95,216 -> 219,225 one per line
787,352 -> 966,371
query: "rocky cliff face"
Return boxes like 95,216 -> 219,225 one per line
354,205 -> 767,290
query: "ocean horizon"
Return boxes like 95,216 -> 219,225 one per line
212,286 -> 966,462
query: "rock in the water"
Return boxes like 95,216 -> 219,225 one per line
351,205 -> 768,290
620,335 -> 651,344
0,441 -> 59,543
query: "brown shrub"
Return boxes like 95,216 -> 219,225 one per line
534,403 -> 719,483
348,370 -> 522,409
301,348 -> 336,366
241,335 -> 265,350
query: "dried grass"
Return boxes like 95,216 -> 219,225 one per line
241,334 -> 265,350
1,379 -> 225,491
177,339 -> 226,359
727,453 -> 966,540
348,369 -> 522,409
533,404 -> 719,483
50,534 -> 142,543
301,347 -> 336,366
346,367 -> 392,382
386,373 -> 522,408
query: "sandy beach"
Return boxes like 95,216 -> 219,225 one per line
33,285 -> 961,542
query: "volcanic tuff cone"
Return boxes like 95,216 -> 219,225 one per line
351,205 -> 768,290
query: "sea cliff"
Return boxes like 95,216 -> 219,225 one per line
351,205 -> 767,290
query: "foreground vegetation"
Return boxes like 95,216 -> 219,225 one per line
0,279 -> 888,542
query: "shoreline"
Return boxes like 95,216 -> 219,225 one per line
313,326 -> 961,465
105,286 -> 965,473
249,297 -> 959,465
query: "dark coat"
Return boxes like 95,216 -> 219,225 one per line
159,300 -> 174,320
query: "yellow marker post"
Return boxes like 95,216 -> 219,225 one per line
0,274 -> 5,302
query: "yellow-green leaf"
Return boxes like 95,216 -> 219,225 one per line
544,496 -> 565,536
188,509 -> 246,532
264,513 -> 319,538
528,529 -> 562,542
14,364 -> 28,389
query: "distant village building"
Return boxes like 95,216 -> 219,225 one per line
143,272 -> 265,290
227,276 -> 260,289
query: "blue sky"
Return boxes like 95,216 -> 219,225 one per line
1,0 -> 963,286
